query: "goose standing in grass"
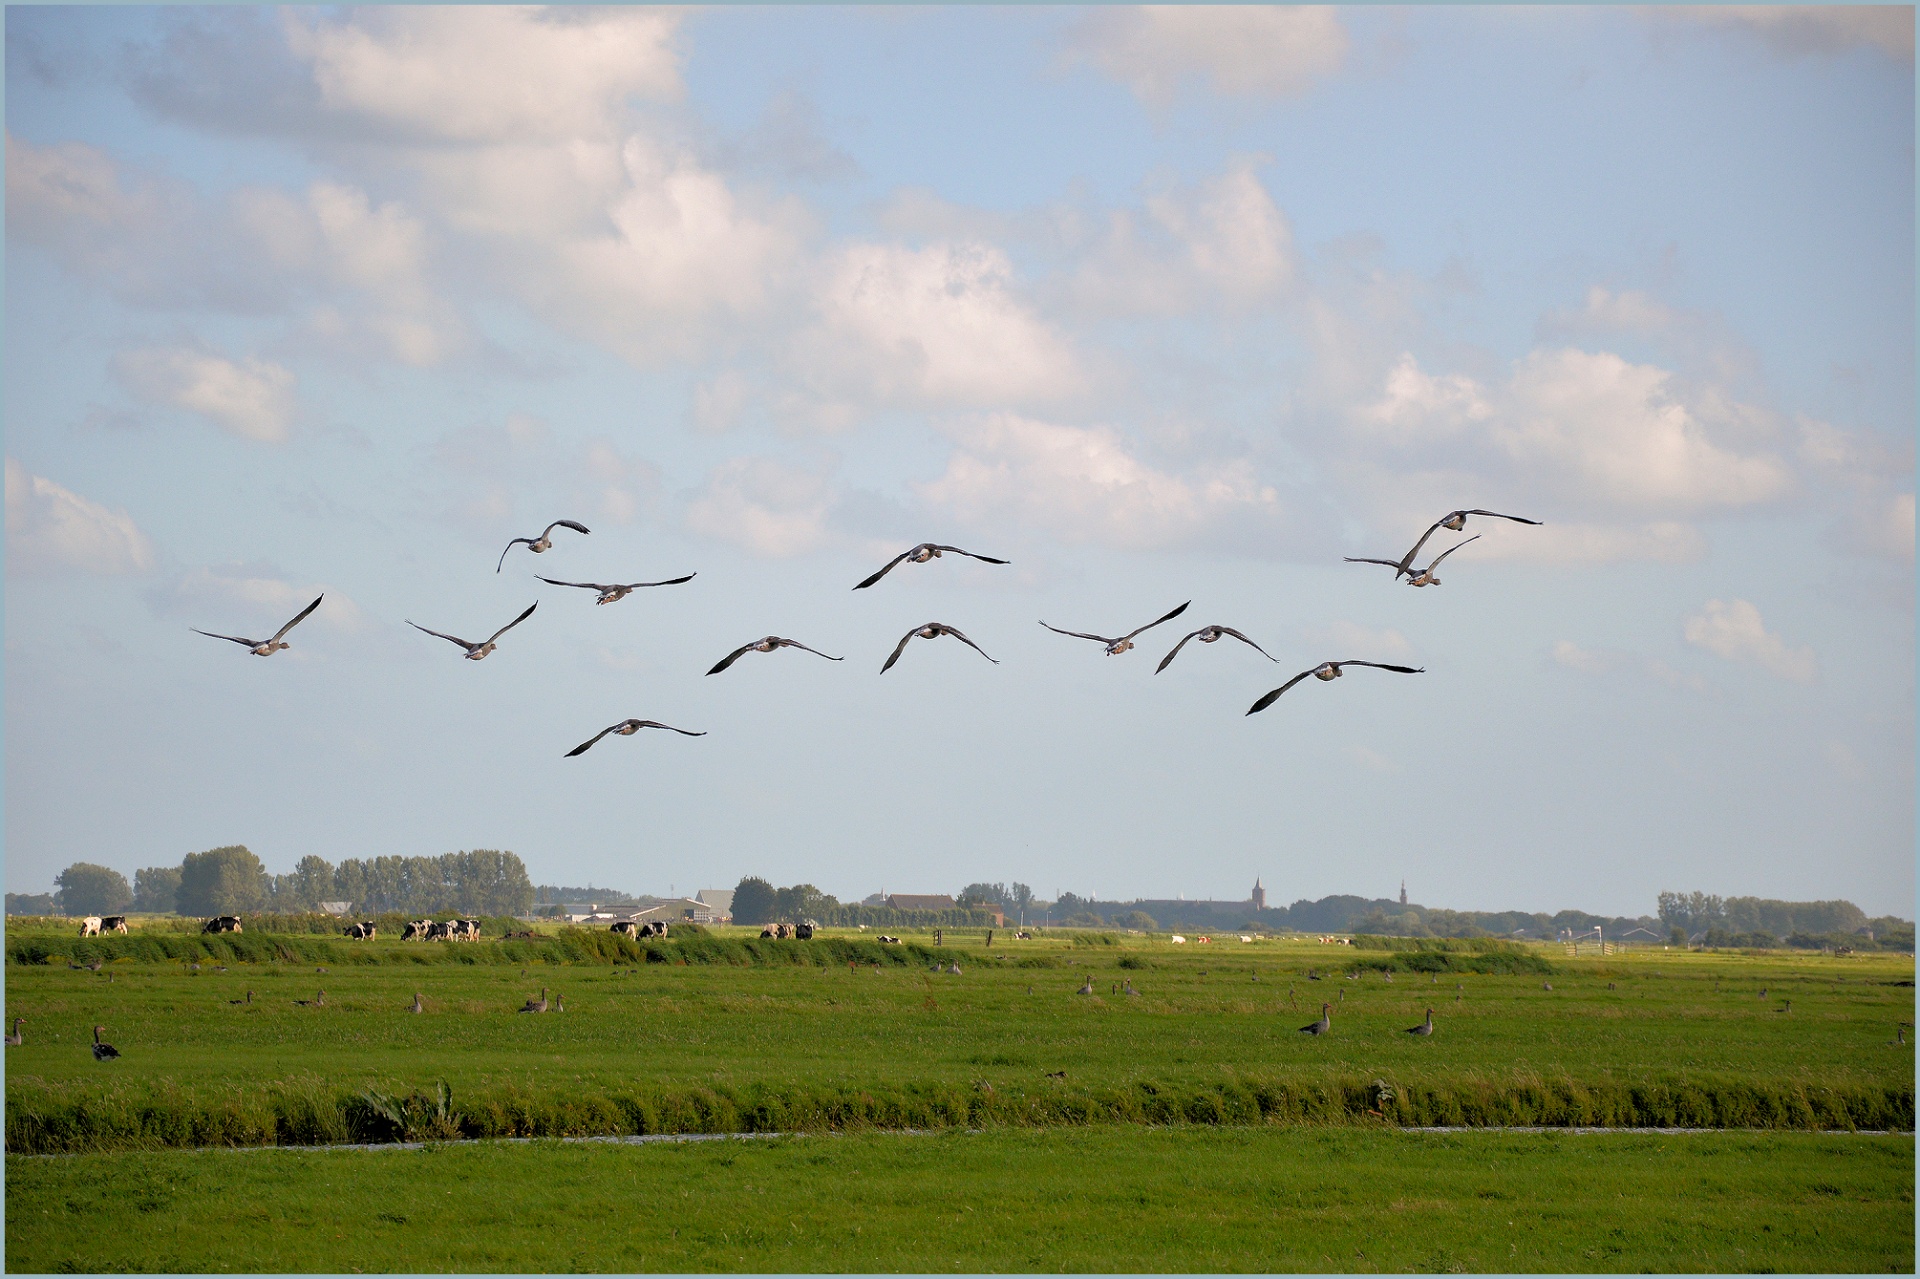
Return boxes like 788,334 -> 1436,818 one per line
4,1018 -> 22,1046
1405,1008 -> 1435,1036
193,594 -> 323,657
228,990 -> 252,1005
1077,977 -> 1095,995
1247,660 -> 1425,714
1345,535 -> 1481,588
565,719 -> 707,757
519,988 -> 550,1014
497,520 -> 590,573
1386,510 -> 1540,580
853,543 -> 1009,590
1040,601 -> 1190,657
91,1025 -> 119,1060
409,993 -> 424,1014
1299,1003 -> 1332,1035
407,602 -> 537,661
1155,625 -> 1279,673
294,991 -> 326,1007
554,993 -> 566,1013
535,573 -> 695,604
707,636 -> 843,675
880,623 -> 998,672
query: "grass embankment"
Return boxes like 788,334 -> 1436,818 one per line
6,928 -> 1912,1152
7,1128 -> 1912,1273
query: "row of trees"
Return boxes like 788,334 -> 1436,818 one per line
25,847 -> 535,918
730,879 -> 997,928
1655,892 -> 1877,938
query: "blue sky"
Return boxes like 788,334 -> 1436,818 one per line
5,5 -> 1913,916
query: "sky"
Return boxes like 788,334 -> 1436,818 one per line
4,4 -> 1913,918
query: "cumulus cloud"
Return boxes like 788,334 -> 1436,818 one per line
1648,6 -> 1914,61
1461,520 -> 1707,566
1064,6 -> 1350,105
684,455 -> 839,557
1797,417 -> 1915,561
915,413 -> 1283,551
5,458 -> 155,576
1551,639 -> 1713,695
428,414 -> 662,538
151,563 -> 367,638
114,347 -> 296,442
1682,599 -> 1817,682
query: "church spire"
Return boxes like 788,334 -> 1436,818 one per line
1399,879 -> 1407,906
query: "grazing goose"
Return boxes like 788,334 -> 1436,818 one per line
1405,1008 -> 1435,1036
1247,660 -> 1425,714
193,594 -> 323,657
497,520 -> 590,573
1389,510 -> 1540,579
294,990 -> 326,1007
1299,1002 -> 1332,1035
1345,535 -> 1480,588
1155,625 -> 1279,674
707,636 -> 843,675
536,573 -> 694,604
519,988 -> 550,1014
566,719 -> 707,757
407,602 -> 537,661
4,1018 -> 22,1046
880,623 -> 998,673
1040,601 -> 1190,656
91,1025 -> 119,1061
409,993 -> 424,1014
854,543 -> 1009,590
228,990 -> 252,1005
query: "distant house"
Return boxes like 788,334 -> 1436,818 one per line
886,894 -> 955,912
696,889 -> 734,922
316,901 -> 354,917
631,898 -> 717,925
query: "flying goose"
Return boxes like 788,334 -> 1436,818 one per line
566,719 -> 707,757
880,623 -> 998,673
91,1025 -> 119,1060
1247,660 -> 1425,714
497,520 -> 590,573
193,594 -> 323,657
854,543 -> 1009,590
1040,601 -> 1190,656
1299,1003 -> 1332,1035
519,987 -> 549,1013
1155,625 -> 1278,674
1345,535 -> 1481,588
707,636 -> 843,675
536,573 -> 695,604
1390,510 -> 1539,579
1405,1008 -> 1435,1036
4,1018 -> 22,1046
407,602 -> 537,660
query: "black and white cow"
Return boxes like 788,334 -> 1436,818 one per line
202,916 -> 243,934
101,916 -> 129,934
611,921 -> 638,937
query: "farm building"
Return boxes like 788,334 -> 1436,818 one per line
886,894 -> 955,912
695,889 -> 734,922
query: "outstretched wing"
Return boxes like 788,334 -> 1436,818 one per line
1120,600 -> 1191,642
853,549 -> 916,591
269,595 -> 324,644
1395,518 -> 1452,577
931,545 -> 1010,565
1155,630 -> 1202,674
1459,510 -> 1540,525
1336,661 -> 1425,674
630,720 -> 706,736
937,624 -> 998,663
496,538 -> 533,573
1424,534 -> 1481,570
406,620 -> 476,652
1342,557 -> 1404,569
193,629 -> 264,648
484,602 -> 539,646
707,642 -> 758,675
565,724 -> 621,757
543,519 -> 591,538
1039,622 -> 1115,644
1246,670 -> 1319,715
1215,627 -> 1278,661
879,627 -> 920,673
624,573 -> 696,588
778,638 -> 844,662
536,576 -> 607,591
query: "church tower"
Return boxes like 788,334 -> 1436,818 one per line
1251,878 -> 1266,911
1399,880 -> 1408,906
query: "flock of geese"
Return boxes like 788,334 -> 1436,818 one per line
191,510 -> 1544,753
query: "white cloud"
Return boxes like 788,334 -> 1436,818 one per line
1682,599 -> 1817,683
684,455 -> 838,557
1461,520 -> 1707,566
427,414 -> 661,538
5,459 -> 155,576
153,565 -> 368,646
1649,6 -> 1914,62
115,347 -> 296,443
1064,6 -> 1350,105
1552,639 -> 1713,695
1797,418 -> 1915,561
915,413 -> 1281,551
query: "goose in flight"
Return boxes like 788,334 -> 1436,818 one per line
1040,601 -> 1190,656
407,602 -> 537,660
707,636 -> 843,675
1345,536 -> 1480,588
497,520 -> 589,572
193,595 -> 323,657
1389,509 -> 1538,578
536,573 -> 695,604
1246,660 -> 1424,715
1155,625 -> 1278,674
566,719 -> 707,757
881,623 -> 998,673
854,543 -> 1009,590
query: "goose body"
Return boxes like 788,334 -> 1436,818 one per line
519,987 -> 549,1014
881,622 -> 998,672
410,993 -> 424,1014
228,990 -> 252,1005
566,719 -> 707,757
1077,977 -> 1095,995
1156,625 -> 1278,673
1405,1008 -> 1435,1036
854,543 -> 1009,590
1345,535 -> 1481,587
4,1018 -> 22,1046
498,520 -> 590,572
707,636 -> 843,675
536,573 -> 694,604
1390,510 -> 1539,579
1041,601 -> 1190,656
1247,660 -> 1425,714
194,594 -> 323,657
407,602 -> 537,660
91,1025 -> 119,1060
1299,1003 -> 1332,1035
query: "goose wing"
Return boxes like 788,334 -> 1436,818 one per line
565,723 -> 624,757
542,519 -> 591,538
625,573 -> 696,588
1246,669 -> 1320,715
929,545 -> 1010,565
936,624 -> 998,663
193,629 -> 266,648
268,595 -> 324,644
1342,556 -> 1405,569
1424,534 -> 1481,570
1215,627 -> 1278,661
1155,630 -> 1203,674
707,641 -> 759,675
1120,601 -> 1191,642
777,638 -> 844,661
628,720 -> 706,736
496,538 -> 534,573
483,602 -> 538,646
853,548 -> 916,590
879,626 -> 920,673
535,576 -> 608,592
1395,518 -> 1453,577
1333,660 -> 1425,674
1459,509 -> 1540,525
1039,622 -> 1116,644
406,620 -> 477,652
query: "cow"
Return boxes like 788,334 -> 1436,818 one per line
638,921 -> 668,938
402,920 -> 431,941
426,921 -> 453,941
611,921 -> 638,937
102,916 -> 129,934
1170,935 -> 1186,944
79,917 -> 102,938
346,922 -> 377,940
877,935 -> 901,944
450,919 -> 480,941
794,923 -> 814,940
1015,931 -> 1032,940
202,916 -> 242,934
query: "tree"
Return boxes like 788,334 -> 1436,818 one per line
285,855 -> 336,912
1010,883 -> 1034,924
732,876 -> 777,926
133,866 -> 182,913
177,845 -> 268,916
957,882 -> 1008,909
54,863 -> 132,915
774,883 -> 837,922
1656,891 -> 1724,934
1119,910 -> 1157,931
